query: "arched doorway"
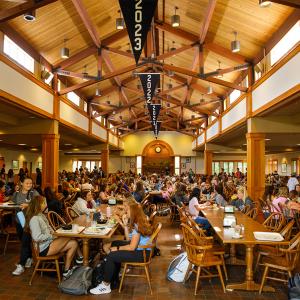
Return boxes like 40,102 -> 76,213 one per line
142,140 -> 174,175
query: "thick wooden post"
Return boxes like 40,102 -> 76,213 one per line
101,145 -> 109,177
246,133 -> 265,202
42,134 -> 59,190
204,149 -> 213,176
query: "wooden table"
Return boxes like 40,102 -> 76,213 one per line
54,214 -> 119,266
0,202 -> 20,210
201,207 -> 289,292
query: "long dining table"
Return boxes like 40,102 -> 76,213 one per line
201,207 -> 289,292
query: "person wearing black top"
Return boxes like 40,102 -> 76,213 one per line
44,187 -> 63,216
35,168 -> 42,187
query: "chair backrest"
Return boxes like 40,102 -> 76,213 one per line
186,216 -> 207,238
65,207 -> 80,223
246,207 -> 258,219
280,219 -> 295,241
263,212 -> 285,232
149,211 -> 157,225
285,232 -> 300,269
47,211 -> 66,231
242,204 -> 251,214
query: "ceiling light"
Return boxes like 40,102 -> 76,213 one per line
243,143 -> 247,146
200,95 -> 205,104
297,144 -> 300,146
60,38 -> 70,59
231,31 -> 241,53
259,0 -> 272,7
95,84 -> 101,96
18,143 -> 26,146
23,10 -> 36,22
168,68 -> 174,77
207,84 -> 213,94
30,148 -> 38,151
82,65 -> 88,78
170,41 -> 176,52
171,6 -> 180,27
73,148 -> 80,151
265,138 -> 271,141
116,10 -> 124,30
41,69 -> 51,80
216,60 -> 223,78
64,143 -> 72,146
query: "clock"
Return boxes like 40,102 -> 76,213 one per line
155,146 -> 161,153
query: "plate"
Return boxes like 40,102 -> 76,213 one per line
254,232 -> 284,241
83,227 -> 111,235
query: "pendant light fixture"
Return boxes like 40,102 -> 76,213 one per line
259,0 -> 272,7
24,10 -> 36,22
116,10 -> 124,30
171,6 -> 180,27
200,94 -> 205,104
126,43 -> 131,53
82,65 -> 88,79
168,64 -> 174,77
231,31 -> 241,53
170,41 -> 176,52
216,60 -> 223,78
207,84 -> 213,95
95,84 -> 101,96
60,38 -> 70,59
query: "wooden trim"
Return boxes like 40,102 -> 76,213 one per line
252,83 -> 300,116
221,117 -> 247,135
89,133 -> 107,143
222,94 -> 247,115
247,93 -> 252,118
53,94 -> 60,120
59,118 -> 89,136
92,118 -> 107,132
59,96 -> 89,118
252,43 -> 300,91
0,53 -> 54,94
0,89 -> 53,119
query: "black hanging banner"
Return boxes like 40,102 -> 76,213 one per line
118,0 -> 158,64
151,121 -> 161,139
148,103 -> 161,125
139,73 -> 160,105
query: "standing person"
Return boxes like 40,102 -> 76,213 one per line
12,177 -> 39,275
287,174 -> 299,192
35,168 -> 42,188
18,168 -> 26,183
7,169 -> 14,193
235,168 -> 243,179
0,164 -> 5,177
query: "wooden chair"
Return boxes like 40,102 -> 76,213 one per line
118,223 -> 162,295
47,211 -> 66,230
259,232 -> 300,294
181,223 -> 226,295
0,210 -> 18,255
246,207 -> 258,219
65,207 -> 80,223
241,204 -> 251,214
254,219 -> 295,272
263,212 -> 285,232
149,210 -> 157,225
29,240 -> 64,285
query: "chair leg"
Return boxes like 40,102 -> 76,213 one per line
183,263 -> 192,283
3,233 -> 9,255
144,265 -> 152,295
29,260 -> 40,286
259,266 -> 269,294
254,253 -> 261,273
118,263 -> 127,293
217,265 -> 226,293
194,267 -> 201,296
221,255 -> 228,281
55,259 -> 61,284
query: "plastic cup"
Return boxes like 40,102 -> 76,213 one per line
72,224 -> 79,233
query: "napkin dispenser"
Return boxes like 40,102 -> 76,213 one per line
224,205 -> 234,213
223,214 -> 236,227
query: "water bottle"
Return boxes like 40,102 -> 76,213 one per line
106,206 -> 111,218
240,224 -> 245,235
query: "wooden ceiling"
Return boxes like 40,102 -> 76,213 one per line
0,0 -> 295,136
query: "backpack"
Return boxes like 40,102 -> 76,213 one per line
288,273 -> 300,300
59,266 -> 93,295
167,252 -> 190,283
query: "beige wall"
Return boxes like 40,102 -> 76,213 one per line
121,131 -> 195,156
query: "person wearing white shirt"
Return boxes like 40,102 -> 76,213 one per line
287,175 -> 299,192
72,190 -> 98,215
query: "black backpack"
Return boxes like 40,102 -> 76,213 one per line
288,273 -> 300,300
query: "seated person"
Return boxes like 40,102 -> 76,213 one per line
72,190 -> 98,215
272,186 -> 289,212
188,187 -> 211,230
26,195 -> 78,279
287,190 -> 300,211
90,202 -> 154,295
171,183 -> 189,206
201,181 -> 213,199
231,187 -> 253,211
296,184 -> 300,198
132,181 -> 145,203
44,186 -> 63,216
99,184 -> 110,203
162,181 -> 173,200
0,181 -> 9,202
213,184 -> 227,207
80,177 -> 93,191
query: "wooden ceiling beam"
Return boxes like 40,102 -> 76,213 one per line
159,63 -> 247,92
0,0 -> 58,23
270,0 -> 300,8
121,124 -> 152,137
102,46 -> 134,59
199,0 -> 217,44
156,43 -> 195,60
101,28 -> 128,45
71,0 -> 100,47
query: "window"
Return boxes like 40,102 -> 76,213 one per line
136,156 -> 142,174
243,162 -> 247,174
292,160 -> 298,174
67,92 -> 80,106
212,162 -> 220,175
85,161 -> 91,171
95,115 -> 102,123
211,115 -> 216,122
229,89 -> 241,104
223,162 -> 229,174
3,35 -> 34,73
72,160 -> 100,172
228,162 -> 234,174
271,21 -> 300,66
175,156 -> 180,175
91,161 -> 95,171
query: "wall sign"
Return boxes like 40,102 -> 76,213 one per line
119,0 -> 158,64
148,103 -> 161,125
139,73 -> 160,105
152,121 -> 161,139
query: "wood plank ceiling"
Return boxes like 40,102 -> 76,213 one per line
0,0 -> 294,136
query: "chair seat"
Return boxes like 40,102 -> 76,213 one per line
211,245 -> 225,255
257,245 -> 283,257
262,256 -> 291,270
36,252 -> 64,261
191,253 -> 222,267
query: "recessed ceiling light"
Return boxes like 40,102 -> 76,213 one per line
64,143 -> 72,146
297,144 -> 300,146
243,143 -> 247,146
265,138 -> 271,141
30,148 -> 38,151
0,140 -> 2,142
73,148 -> 80,151
28,116 -> 36,119
18,143 -> 26,146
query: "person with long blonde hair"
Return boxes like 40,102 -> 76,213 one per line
231,186 -> 253,211
90,203 -> 154,295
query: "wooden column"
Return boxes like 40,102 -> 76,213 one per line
42,134 -> 59,190
246,133 -> 265,202
204,149 -> 213,176
101,145 -> 109,177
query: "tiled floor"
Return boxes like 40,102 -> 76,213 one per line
0,216 -> 289,299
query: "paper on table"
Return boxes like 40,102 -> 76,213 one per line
83,227 -> 111,235
254,232 -> 284,241
56,226 -> 85,234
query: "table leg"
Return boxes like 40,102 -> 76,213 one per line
226,244 -> 275,292
226,244 -> 245,265
82,239 -> 89,267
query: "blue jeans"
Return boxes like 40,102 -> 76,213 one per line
194,216 -> 211,230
